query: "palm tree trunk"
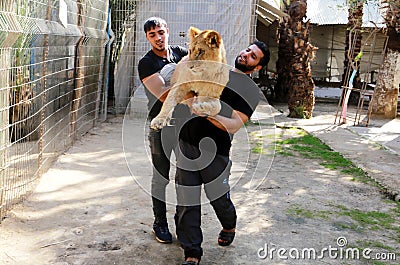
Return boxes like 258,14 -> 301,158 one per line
275,1 -> 291,102
369,0 -> 400,118
280,0 -> 316,118
369,49 -> 399,118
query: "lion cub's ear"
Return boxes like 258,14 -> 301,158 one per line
205,31 -> 221,48
189,26 -> 202,41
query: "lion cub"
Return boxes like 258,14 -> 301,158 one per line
150,26 -> 229,129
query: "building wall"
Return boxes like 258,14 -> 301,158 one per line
256,21 -> 388,83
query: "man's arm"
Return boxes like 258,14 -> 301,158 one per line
205,110 -> 249,134
141,73 -> 170,102
187,95 -> 249,134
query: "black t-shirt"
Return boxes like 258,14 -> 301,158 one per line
138,45 -> 188,119
177,70 -> 260,156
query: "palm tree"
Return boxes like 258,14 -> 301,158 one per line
368,0 -> 400,119
275,0 -> 317,118
275,1 -> 291,103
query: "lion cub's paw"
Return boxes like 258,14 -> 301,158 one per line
192,99 -> 221,117
150,116 -> 170,130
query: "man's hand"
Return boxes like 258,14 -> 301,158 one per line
183,91 -> 197,110
184,92 -> 248,133
187,94 -> 215,118
180,55 -> 189,63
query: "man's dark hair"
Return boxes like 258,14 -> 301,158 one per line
143,17 -> 167,33
252,40 -> 270,68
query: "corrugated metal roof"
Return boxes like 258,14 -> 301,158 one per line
260,0 -> 281,9
307,0 -> 385,27
307,0 -> 348,25
258,0 -> 386,27
257,0 -> 287,26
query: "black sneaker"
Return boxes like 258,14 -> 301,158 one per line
152,222 -> 172,243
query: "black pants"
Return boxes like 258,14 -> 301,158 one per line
148,126 -> 176,223
174,140 -> 237,260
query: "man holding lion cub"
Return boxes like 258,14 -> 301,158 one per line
138,16 -> 270,265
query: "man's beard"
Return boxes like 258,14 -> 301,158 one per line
234,56 -> 256,73
155,41 -> 166,51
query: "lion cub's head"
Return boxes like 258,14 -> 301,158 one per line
188,27 -> 227,64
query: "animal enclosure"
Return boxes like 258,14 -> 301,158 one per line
112,0 -> 258,114
0,0 -> 110,221
0,0 -> 259,222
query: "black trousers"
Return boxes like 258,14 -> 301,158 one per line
174,140 -> 237,260
148,126 -> 176,223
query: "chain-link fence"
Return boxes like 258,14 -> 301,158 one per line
0,0 -> 259,222
110,0 -> 258,114
0,0 -> 110,222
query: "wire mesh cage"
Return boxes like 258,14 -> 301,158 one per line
0,0 -> 110,221
0,0 -> 259,222
110,0 -> 258,114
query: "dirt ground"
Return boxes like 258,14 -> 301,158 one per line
0,102 -> 399,265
